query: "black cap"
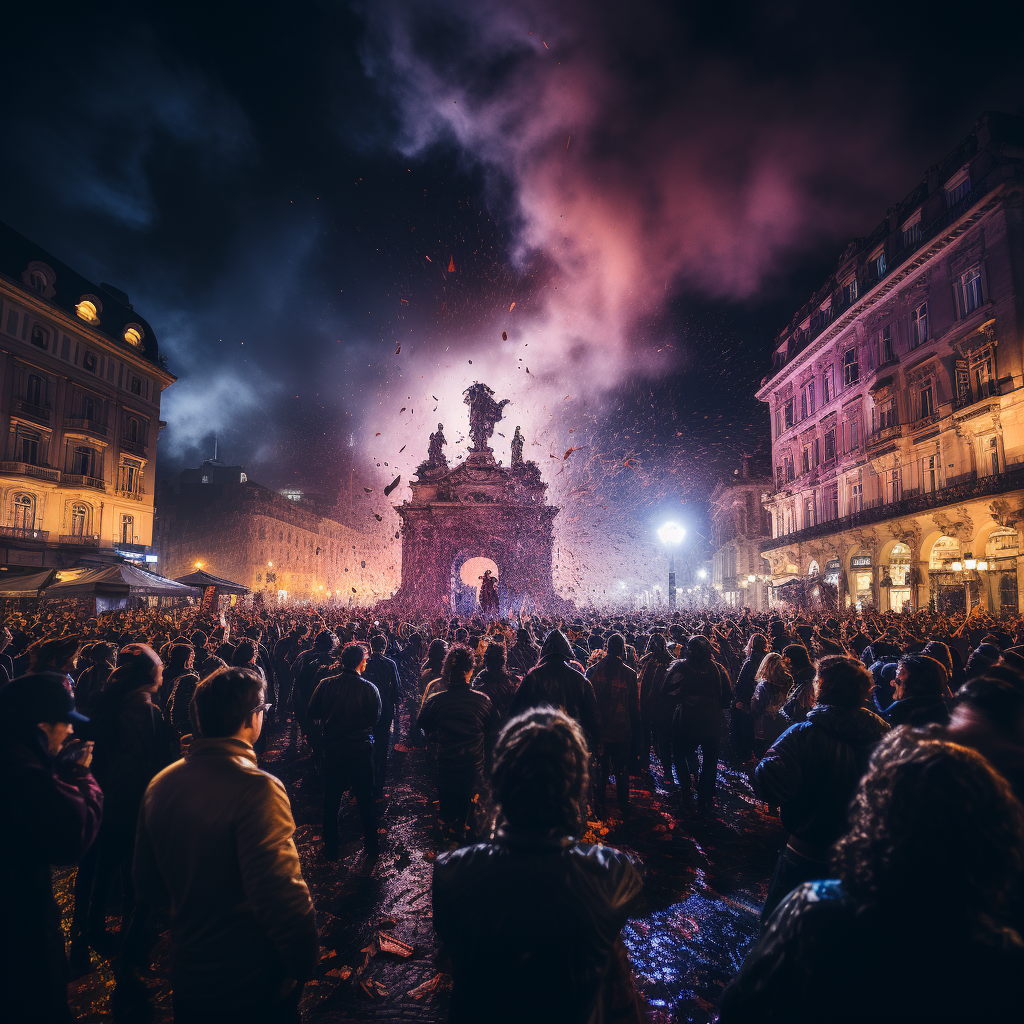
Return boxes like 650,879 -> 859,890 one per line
0,672 -> 89,726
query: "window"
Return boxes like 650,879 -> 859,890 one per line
801,445 -> 811,474
885,469 -> 902,504
124,325 -> 144,348
909,302 -> 928,347
955,266 -> 984,317
822,365 -> 835,404
31,325 -> 48,349
800,380 -> 815,418
83,351 -> 97,373
82,396 -> 96,421
19,433 -> 39,466
26,374 -> 43,408
876,398 -> 897,431
901,218 -> 922,249
121,514 -> 134,545
125,417 -> 139,442
70,503 -> 87,536
29,270 -> 48,293
824,428 -> 837,462
72,446 -> 96,477
922,455 -> 938,493
873,250 -> 887,278
130,376 -> 143,396
842,278 -> 858,305
75,299 -> 100,323
843,348 -> 859,387
946,173 -> 970,206
120,462 -> 140,494
784,399 -> 795,430
917,385 -> 934,420
804,496 -> 816,529
878,324 -> 894,365
784,456 -> 795,483
989,436 -> 1000,476
825,484 -> 839,521
972,348 -> 995,400
850,481 -> 864,513
12,493 -> 34,529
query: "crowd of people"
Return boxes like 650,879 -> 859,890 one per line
1,598 -> 1023,1022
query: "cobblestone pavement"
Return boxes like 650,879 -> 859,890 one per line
57,720 -> 783,1023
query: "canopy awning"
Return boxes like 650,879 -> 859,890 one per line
173,569 -> 251,595
0,568 -> 57,596
43,563 -> 200,598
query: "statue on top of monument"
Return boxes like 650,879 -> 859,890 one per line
511,425 -> 525,468
427,422 -> 448,470
464,382 -> 510,453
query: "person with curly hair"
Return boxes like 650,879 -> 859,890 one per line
432,706 -> 644,1024
720,729 -> 1024,1023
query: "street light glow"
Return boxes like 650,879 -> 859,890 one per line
698,568 -> 707,579
657,522 -> 685,546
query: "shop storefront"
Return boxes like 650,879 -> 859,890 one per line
985,527 -> 1019,615
883,542 -> 912,613
850,554 -> 873,610
929,536 -> 967,614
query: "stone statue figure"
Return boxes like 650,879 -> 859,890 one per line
427,422 -> 448,470
511,425 -> 524,468
464,382 -> 510,453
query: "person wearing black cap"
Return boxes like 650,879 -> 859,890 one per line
0,672 -> 103,1023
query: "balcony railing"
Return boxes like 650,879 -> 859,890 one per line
120,438 -> 148,456
868,422 -> 902,447
13,400 -> 51,425
64,473 -> 106,490
0,461 -> 61,482
64,417 -> 108,437
762,466 -> 1024,552
910,410 -> 941,431
59,534 -> 100,546
117,488 -> 146,502
0,525 -> 49,542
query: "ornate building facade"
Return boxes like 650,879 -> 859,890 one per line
758,113 -> 1024,615
710,464 -> 773,610
0,221 -> 173,567
155,460 -> 399,605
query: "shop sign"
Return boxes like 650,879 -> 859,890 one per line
850,555 -> 873,568
825,559 -> 840,571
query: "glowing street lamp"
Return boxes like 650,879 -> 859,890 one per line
657,522 -> 685,609
698,568 -> 707,580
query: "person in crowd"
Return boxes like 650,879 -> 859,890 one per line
72,644 -> 171,960
732,633 -> 768,763
586,633 -> 641,817
781,643 -> 815,725
750,652 -> 793,757
637,632 -> 673,777
394,630 -> 424,741
190,631 -> 224,679
508,630 -> 600,746
28,634 -> 82,688
73,641 -> 117,719
433,707 -> 644,1024
754,655 -> 890,926
0,624 -> 15,691
876,654 -> 951,726
291,630 -> 338,750
0,672 -> 103,1024
418,644 -> 500,845
274,622 -> 307,715
362,633 -> 401,798
720,731 -> 1024,1023
306,642 -> 381,860
160,642 -> 195,708
473,641 -> 517,725
506,626 -> 541,679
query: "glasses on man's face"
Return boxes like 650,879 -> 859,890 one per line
249,703 -> 273,716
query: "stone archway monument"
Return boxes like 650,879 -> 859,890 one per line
393,383 -> 559,613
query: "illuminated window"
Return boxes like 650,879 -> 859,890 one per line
121,514 -> 134,545
12,493 -> 34,529
124,325 -> 144,347
75,299 -> 100,323
955,266 -> 984,318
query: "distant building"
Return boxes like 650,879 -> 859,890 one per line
757,112 -> 1024,615
710,462 -> 773,610
0,220 -> 174,568
155,459 -> 399,605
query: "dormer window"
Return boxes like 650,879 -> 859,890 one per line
75,297 -> 101,324
124,324 -> 144,348
945,167 -> 971,207
871,248 -> 886,279
22,261 -> 56,298
31,325 -> 49,349
900,210 -> 922,248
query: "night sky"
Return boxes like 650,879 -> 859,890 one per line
3,1 -> 1023,593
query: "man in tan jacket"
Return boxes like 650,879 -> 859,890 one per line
134,666 -> 317,1023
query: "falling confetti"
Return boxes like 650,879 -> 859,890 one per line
447,256 -> 455,272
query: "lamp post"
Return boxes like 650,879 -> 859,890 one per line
657,522 -> 686,610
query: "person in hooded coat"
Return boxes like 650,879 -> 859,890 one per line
754,655 -> 890,927
781,644 -> 816,725
473,641 -> 517,725
509,630 -> 600,747
732,634 -> 768,763
637,632 -> 673,777
506,627 -> 541,680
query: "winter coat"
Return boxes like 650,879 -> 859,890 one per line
510,659 -> 600,744
880,694 -> 950,728
362,653 -> 401,724
754,704 -> 891,855
419,680 -> 500,774
781,667 -> 816,726
637,650 -> 672,722
734,656 -> 761,709
719,880 -> 1024,1024
0,724 -> 103,1022
433,826 -> 643,1024
166,672 -> 201,744
506,639 -> 541,679
662,656 -> 730,737
307,670 -> 381,757
74,660 -> 114,718
473,666 -> 517,723
751,679 -> 791,745
134,737 -> 318,1011
586,655 -> 640,745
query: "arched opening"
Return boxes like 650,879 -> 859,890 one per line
928,535 -> 965,614
451,555 -> 499,616
985,527 -> 1019,615
885,542 -> 912,612
807,559 -> 820,576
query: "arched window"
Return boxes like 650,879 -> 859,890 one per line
82,396 -> 96,422
26,374 -> 43,407
121,514 -> 134,545
75,298 -> 100,324
29,271 -> 48,293
125,417 -> 140,442
70,503 -> 88,536
124,325 -> 144,348
31,325 -> 48,349
12,493 -> 34,530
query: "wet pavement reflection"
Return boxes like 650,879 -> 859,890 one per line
57,721 -> 783,1022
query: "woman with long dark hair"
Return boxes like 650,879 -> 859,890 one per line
732,633 -> 768,763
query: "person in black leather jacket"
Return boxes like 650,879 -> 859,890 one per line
721,730 -> 1024,1024
508,630 -> 599,746
419,644 -> 499,844
362,634 -> 401,797
307,642 -> 381,859
754,655 -> 890,927
433,706 -> 644,1024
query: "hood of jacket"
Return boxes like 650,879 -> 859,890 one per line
806,704 -> 889,745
